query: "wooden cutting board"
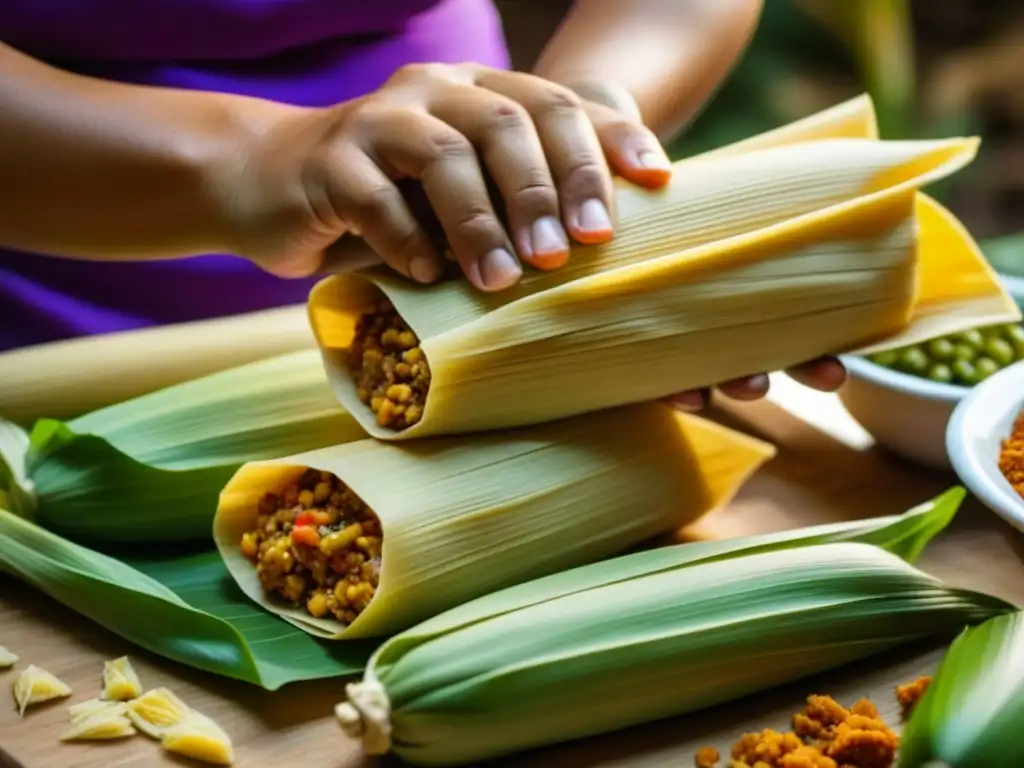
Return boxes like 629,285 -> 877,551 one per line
2,390 -> 1022,768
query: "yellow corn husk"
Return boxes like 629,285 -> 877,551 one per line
12,664 -> 72,716
0,645 -> 19,668
0,304 -> 315,426
160,714 -> 235,766
100,655 -> 143,701
308,95 -> 1020,440
68,698 -> 128,724
214,403 -> 774,639
127,687 -> 191,739
334,543 -> 1012,767
60,709 -> 137,741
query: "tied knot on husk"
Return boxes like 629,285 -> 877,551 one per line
335,678 -> 392,755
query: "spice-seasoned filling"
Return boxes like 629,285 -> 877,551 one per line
697,689 -> 904,768
348,301 -> 431,431
240,469 -> 382,624
999,409 -> 1024,501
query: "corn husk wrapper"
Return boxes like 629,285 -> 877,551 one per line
308,95 -> 1020,439
898,610 -> 1024,767
214,403 -> 774,639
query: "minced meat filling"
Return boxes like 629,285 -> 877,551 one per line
349,301 -> 431,431
240,469 -> 381,624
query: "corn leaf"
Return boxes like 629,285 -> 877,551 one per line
898,610 -> 1024,768
0,508 -> 374,690
0,487 -> 966,690
21,350 -> 365,544
0,419 -> 35,518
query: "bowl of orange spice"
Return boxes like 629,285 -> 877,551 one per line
946,360 -> 1024,532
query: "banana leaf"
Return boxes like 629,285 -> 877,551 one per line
19,350 -> 366,544
0,486 -> 972,690
0,508 -> 375,690
898,610 -> 1024,768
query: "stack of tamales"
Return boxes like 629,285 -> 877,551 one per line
1,94 -> 1020,767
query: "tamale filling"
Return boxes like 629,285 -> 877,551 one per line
240,469 -> 382,623
348,301 -> 430,431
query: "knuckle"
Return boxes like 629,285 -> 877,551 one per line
450,206 -> 504,245
483,101 -> 531,134
348,185 -> 396,225
511,179 -> 559,216
561,157 -> 608,196
531,83 -> 583,114
424,128 -> 473,162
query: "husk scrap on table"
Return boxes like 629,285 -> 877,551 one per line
308,95 -> 1020,439
214,404 -> 774,640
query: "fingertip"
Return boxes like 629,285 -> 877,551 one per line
664,390 -> 705,413
409,254 -> 443,284
264,251 -> 323,279
470,247 -> 522,292
788,358 -> 847,392
718,373 -> 771,402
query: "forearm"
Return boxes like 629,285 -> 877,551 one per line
533,0 -> 763,140
0,42 -> 286,260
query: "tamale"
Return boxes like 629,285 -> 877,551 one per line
307,96 -> 1020,439
214,403 -> 774,639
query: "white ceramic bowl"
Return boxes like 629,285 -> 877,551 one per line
837,355 -> 969,470
946,361 -> 1024,532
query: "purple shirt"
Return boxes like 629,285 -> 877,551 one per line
0,0 -> 510,351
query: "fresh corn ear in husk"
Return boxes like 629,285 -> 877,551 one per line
214,403 -> 774,639
308,95 -> 1020,439
335,542 -> 1013,767
14,350 -> 365,544
898,610 -> 1024,768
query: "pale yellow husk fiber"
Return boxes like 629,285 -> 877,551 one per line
0,304 -> 314,425
214,403 -> 774,639
308,95 -> 1020,440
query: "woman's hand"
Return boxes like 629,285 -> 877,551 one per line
230,62 -> 672,292
229,63 -> 844,405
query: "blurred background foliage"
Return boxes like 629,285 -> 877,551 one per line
497,0 -> 1024,276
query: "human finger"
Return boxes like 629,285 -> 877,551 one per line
427,83 -> 569,271
474,69 -> 616,247
355,105 -> 521,292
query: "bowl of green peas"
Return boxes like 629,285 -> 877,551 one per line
838,322 -> 1024,470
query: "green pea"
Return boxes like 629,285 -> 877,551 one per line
975,357 -> 1000,380
899,347 -> 930,375
952,359 -> 978,386
1003,324 -> 1024,344
927,364 -> 954,384
958,329 -> 985,347
984,338 -> 1015,367
926,338 -> 957,361
980,324 -> 1005,339
869,350 -> 899,368
952,343 -> 977,362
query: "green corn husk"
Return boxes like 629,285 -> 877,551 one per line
18,349 -> 366,544
898,610 -> 1024,768
0,507 -> 374,688
336,540 -> 1012,767
0,485 -> 972,690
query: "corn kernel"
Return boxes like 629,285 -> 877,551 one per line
307,592 -> 329,618
402,347 -> 424,364
387,384 -> 413,404
377,399 -> 396,426
298,489 -> 315,507
240,533 -> 259,560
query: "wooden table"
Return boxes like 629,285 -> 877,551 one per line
3,385 -> 1023,768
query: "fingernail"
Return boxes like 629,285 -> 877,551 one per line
746,373 -> 770,394
531,216 -> 569,257
409,254 -> 441,284
636,150 -> 672,172
576,199 -> 613,237
479,248 -> 522,290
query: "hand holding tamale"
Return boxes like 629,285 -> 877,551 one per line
307,96 -> 1020,440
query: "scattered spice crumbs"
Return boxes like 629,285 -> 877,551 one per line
695,676 -> 933,768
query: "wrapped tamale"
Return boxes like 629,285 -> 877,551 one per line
214,403 -> 774,639
307,96 -> 1021,439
